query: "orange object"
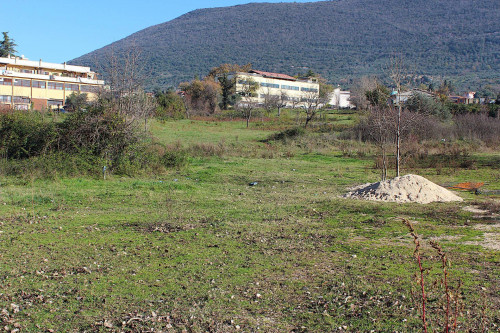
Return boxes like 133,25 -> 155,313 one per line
449,182 -> 484,191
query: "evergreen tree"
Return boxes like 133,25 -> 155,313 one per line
0,32 -> 17,57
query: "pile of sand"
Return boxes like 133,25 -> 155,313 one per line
344,174 -> 463,204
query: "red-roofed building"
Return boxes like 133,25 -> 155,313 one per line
248,70 -> 298,82
233,69 -> 319,107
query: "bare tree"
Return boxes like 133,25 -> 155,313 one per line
277,89 -> 289,116
236,78 -> 259,128
300,80 -> 332,128
262,88 -> 280,116
131,89 -> 156,131
106,45 -> 145,118
301,90 -> 322,128
388,54 -> 405,177
350,76 -> 379,110
367,106 -> 396,180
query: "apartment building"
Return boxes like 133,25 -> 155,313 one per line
0,55 -> 104,110
234,69 -> 319,107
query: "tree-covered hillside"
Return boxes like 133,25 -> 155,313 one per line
70,0 -> 500,90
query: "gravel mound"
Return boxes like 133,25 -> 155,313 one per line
344,174 -> 463,204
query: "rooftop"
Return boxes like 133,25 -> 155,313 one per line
0,55 -> 93,74
248,69 -> 297,81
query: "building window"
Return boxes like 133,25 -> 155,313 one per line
80,85 -> 99,93
32,80 -> 46,89
13,96 -> 30,104
20,69 -> 34,74
301,87 -> 318,93
0,95 -> 12,103
0,78 -> 12,86
13,79 -> 31,87
48,82 -> 64,90
261,82 -> 279,89
65,84 -> 79,91
281,85 -> 299,91
47,99 -> 63,106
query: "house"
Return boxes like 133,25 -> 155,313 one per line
0,55 -> 104,110
233,69 -> 320,108
328,87 -> 354,109
391,89 -> 435,105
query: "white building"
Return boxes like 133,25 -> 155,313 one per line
328,87 -> 354,109
233,70 -> 320,108
0,55 -> 104,110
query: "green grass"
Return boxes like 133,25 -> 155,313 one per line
0,119 -> 498,331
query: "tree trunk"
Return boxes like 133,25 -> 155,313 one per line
246,110 -> 251,128
396,103 -> 401,177
304,116 -> 311,128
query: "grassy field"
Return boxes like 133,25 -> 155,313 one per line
0,117 -> 499,332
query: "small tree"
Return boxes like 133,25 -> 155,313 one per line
0,32 -> 17,57
301,90 -> 322,128
365,106 -> 396,180
236,78 -> 259,128
208,63 -> 252,110
277,90 -> 288,116
154,89 -> 186,119
365,84 -> 390,108
65,92 -> 89,112
180,77 -> 221,115
350,76 -> 379,110
262,88 -> 280,116
405,92 -> 451,120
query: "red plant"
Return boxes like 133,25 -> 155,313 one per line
404,219 -> 428,333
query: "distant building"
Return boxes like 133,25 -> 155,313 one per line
448,93 -> 480,104
0,55 -> 104,110
233,69 -> 319,108
391,89 -> 435,105
328,87 -> 354,109
463,91 -> 476,99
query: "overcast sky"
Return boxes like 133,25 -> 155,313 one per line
2,0 -> 318,64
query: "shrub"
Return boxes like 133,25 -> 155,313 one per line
0,104 -> 187,177
56,107 -> 141,169
454,113 -> 500,145
263,126 -> 305,142
406,93 -> 451,120
0,111 -> 57,159
154,90 -> 186,120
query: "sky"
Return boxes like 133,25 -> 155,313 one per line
2,0 -> 318,64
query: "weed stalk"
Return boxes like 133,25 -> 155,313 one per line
403,218 -> 428,333
430,240 -> 450,333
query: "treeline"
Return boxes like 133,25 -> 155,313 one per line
346,82 -> 500,178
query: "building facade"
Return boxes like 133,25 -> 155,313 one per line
0,55 -> 104,110
234,70 -> 320,108
329,87 -> 354,109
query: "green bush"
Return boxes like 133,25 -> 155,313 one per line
0,111 -> 57,159
154,90 -> 187,120
264,126 -> 305,142
0,105 -> 188,178
57,108 -> 140,166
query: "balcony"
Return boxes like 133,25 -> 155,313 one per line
0,70 -> 104,85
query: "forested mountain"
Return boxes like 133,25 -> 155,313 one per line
70,0 -> 499,90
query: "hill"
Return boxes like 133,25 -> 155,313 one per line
70,0 -> 500,90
